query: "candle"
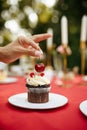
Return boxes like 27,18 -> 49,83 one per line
80,15 -> 87,42
61,16 -> 68,46
47,28 -> 53,50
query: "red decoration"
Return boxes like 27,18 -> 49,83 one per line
30,72 -> 35,77
35,63 -> 45,72
40,72 -> 44,77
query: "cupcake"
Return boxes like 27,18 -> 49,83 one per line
26,63 -> 51,103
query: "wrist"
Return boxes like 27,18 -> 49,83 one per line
0,47 -> 9,63
0,47 -> 5,62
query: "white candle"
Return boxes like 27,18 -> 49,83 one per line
80,15 -> 87,42
47,28 -> 53,49
61,16 -> 68,45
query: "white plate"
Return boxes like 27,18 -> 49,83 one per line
0,77 -> 18,84
8,93 -> 68,109
79,100 -> 87,116
82,76 -> 87,81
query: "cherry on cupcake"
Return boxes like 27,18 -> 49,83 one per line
40,72 -> 44,77
35,63 -> 45,72
30,72 -> 35,77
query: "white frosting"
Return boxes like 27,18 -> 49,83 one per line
26,75 -> 50,86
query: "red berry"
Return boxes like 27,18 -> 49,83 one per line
40,72 -> 44,77
35,63 -> 45,72
30,72 -> 35,77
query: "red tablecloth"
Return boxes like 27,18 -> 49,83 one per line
0,76 -> 87,130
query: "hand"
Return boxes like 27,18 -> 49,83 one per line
0,33 -> 52,63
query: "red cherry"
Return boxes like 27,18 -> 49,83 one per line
30,72 -> 35,77
40,72 -> 44,77
35,63 -> 45,72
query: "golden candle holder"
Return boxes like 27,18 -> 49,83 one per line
46,46 -> 53,68
56,44 -> 72,72
63,53 -> 67,71
47,51 -> 52,66
80,41 -> 86,75
62,44 -> 68,71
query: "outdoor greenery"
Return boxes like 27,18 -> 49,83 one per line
0,0 -> 87,73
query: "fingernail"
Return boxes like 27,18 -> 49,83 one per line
35,51 -> 42,56
36,44 -> 40,50
40,49 -> 43,54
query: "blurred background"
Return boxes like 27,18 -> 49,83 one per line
0,0 -> 87,75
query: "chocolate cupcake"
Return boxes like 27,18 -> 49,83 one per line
26,63 -> 51,103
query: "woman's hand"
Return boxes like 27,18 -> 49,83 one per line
0,33 -> 52,63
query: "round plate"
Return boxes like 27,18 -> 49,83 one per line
79,100 -> 87,116
82,76 -> 87,81
0,77 -> 18,84
8,93 -> 68,109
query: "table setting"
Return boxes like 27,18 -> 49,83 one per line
0,14 -> 87,130
0,72 -> 87,130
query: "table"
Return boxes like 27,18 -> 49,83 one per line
0,76 -> 87,130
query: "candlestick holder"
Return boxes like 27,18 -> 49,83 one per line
80,41 -> 86,75
46,46 -> 52,65
56,44 -> 72,72
63,52 -> 67,71
62,45 -> 68,71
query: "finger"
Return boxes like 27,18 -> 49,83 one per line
18,36 -> 40,50
31,33 -> 52,43
22,48 -> 43,57
28,46 -> 43,55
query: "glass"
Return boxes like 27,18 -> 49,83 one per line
53,54 -> 63,75
0,62 -> 8,81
